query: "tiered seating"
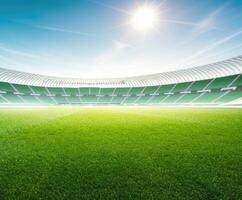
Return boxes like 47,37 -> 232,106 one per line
100,88 -> 115,95
111,96 -> 125,103
113,88 -> 130,95
98,88 -> 114,103
0,82 -> 15,92
0,73 -> 241,106
156,84 -> 175,93
172,82 -> 192,93
30,86 -> 48,95
64,88 -> 81,103
207,75 -> 237,89
215,90 -> 242,103
193,92 -> 225,103
0,95 -> 7,103
21,95 -> 39,104
189,80 -> 211,91
79,88 -> 90,95
67,96 -> 81,103
143,86 -> 159,94
81,96 -> 97,103
90,88 -> 99,95
12,84 -> 32,94
1,94 -> 23,103
48,87 -> 64,95
162,94 -> 182,103
54,96 -> 68,104
149,95 -> 167,104
63,88 -> 79,95
123,96 -> 138,104
38,96 -> 55,104
232,75 -> 242,86
46,87 -> 67,104
176,93 -> 201,103
129,87 -> 145,95
135,96 -> 151,104
98,96 -> 112,103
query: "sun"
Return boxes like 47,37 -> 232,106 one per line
130,5 -> 159,32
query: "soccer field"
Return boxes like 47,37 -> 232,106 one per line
0,107 -> 241,200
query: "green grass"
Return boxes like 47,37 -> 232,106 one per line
0,107 -> 241,200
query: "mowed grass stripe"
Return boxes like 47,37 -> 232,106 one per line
0,107 -> 241,200
0,107 -> 81,136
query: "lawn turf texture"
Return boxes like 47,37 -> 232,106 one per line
0,107 -> 241,200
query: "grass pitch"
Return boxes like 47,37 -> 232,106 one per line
0,107 -> 241,200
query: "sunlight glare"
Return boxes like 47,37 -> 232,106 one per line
131,5 -> 159,32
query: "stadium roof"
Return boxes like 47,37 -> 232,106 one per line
0,55 -> 242,88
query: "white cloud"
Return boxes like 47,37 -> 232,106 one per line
160,19 -> 200,27
33,25 -> 96,37
178,7 -> 223,47
86,0 -> 130,15
112,40 -> 131,49
196,7 -> 222,33
94,40 -> 131,65
180,29 -> 242,66
0,45 -> 42,59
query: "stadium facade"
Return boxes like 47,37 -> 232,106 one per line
0,56 -> 242,106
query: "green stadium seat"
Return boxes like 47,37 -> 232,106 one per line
189,79 -> 211,91
215,90 -> 242,103
111,96 -> 125,103
48,87 -> 64,95
0,72 -> 241,105
113,88 -> 130,95
67,96 -> 81,103
90,88 -> 100,95
135,96 -> 151,104
0,82 -> 15,92
148,95 -> 167,104
156,84 -> 175,94
79,88 -> 90,95
100,88 -> 115,95
54,96 -> 69,104
38,96 -> 55,104
129,87 -> 145,95
162,94 -> 182,103
64,88 -> 79,95
2,94 -> 23,103
12,84 -> 32,94
21,95 -> 39,104
193,92 -> 224,103
80,96 -> 98,103
31,86 -> 48,95
143,86 -> 159,94
122,96 -> 138,104
207,75 -> 237,89
176,93 -> 201,103
172,82 -> 192,93
0,95 -> 7,103
231,75 -> 242,87
98,96 -> 112,103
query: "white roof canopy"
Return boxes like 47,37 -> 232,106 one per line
0,55 -> 242,88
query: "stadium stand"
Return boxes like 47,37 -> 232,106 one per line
0,56 -> 242,106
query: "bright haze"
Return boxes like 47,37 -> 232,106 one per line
1,0 -> 242,78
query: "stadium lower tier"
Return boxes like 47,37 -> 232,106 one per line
0,74 -> 242,106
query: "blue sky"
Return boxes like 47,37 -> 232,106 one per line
0,0 -> 242,78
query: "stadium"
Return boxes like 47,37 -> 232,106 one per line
1,55 -> 242,106
0,0 -> 242,200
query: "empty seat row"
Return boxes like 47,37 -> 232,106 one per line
0,74 -> 241,105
